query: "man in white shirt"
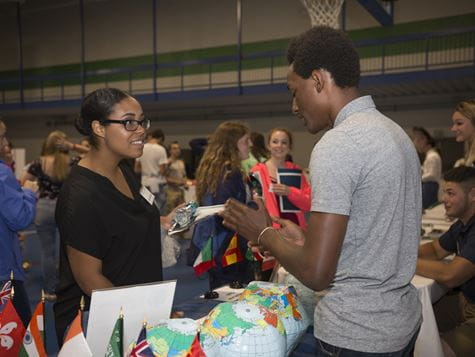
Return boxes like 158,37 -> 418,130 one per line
136,129 -> 168,212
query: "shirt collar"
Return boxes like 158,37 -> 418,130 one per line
334,95 -> 376,128
459,214 -> 475,233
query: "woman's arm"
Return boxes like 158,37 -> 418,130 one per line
67,246 -> 114,296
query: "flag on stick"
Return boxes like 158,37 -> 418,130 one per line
105,309 -> 124,357
221,233 -> 244,267
18,299 -> 47,357
186,331 -> 206,357
57,310 -> 92,357
193,237 -> 215,276
129,324 -> 153,357
0,280 -> 12,307
0,299 -> 26,357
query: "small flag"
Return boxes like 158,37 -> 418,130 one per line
0,299 -> 26,357
18,300 -> 47,357
193,237 -> 215,276
0,280 -> 12,307
129,325 -> 153,357
221,234 -> 244,267
57,310 -> 92,357
186,332 -> 206,357
105,311 -> 123,357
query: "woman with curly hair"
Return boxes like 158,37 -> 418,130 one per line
193,121 -> 254,290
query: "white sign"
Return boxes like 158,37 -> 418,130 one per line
86,280 -> 176,356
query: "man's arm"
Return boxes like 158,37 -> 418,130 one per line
417,255 -> 475,288
418,239 -> 450,260
264,211 -> 348,291
221,199 -> 348,291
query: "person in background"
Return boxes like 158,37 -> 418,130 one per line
451,99 -> 475,167
221,26 -> 422,355
22,130 -> 75,302
164,141 -> 190,215
416,166 -> 475,356
0,137 -> 15,173
135,128 -> 168,212
412,126 -> 442,209
188,137 -> 208,179
54,88 -> 176,344
251,127 -> 310,229
0,119 -> 38,327
241,132 -> 269,175
193,122 -> 253,290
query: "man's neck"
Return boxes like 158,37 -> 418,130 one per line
329,87 -> 361,125
460,207 -> 475,225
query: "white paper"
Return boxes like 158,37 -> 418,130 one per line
86,280 -> 176,356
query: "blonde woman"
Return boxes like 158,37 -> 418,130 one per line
193,121 -> 253,290
22,130 -> 73,301
451,99 -> 475,167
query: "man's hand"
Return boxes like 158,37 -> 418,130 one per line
272,216 -> 305,246
220,198 -> 271,243
23,180 -> 38,193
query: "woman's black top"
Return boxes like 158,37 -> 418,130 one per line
54,160 -> 162,342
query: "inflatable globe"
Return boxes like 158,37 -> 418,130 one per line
284,273 -> 317,324
200,301 -> 286,357
239,281 -> 310,355
147,318 -> 199,356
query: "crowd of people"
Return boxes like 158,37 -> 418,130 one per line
0,25 -> 474,356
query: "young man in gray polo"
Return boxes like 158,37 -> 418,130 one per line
221,26 -> 422,355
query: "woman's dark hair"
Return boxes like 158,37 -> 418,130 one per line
412,126 -> 436,148
250,132 -> 269,161
75,88 -> 131,148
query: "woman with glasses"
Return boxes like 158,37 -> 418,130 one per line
54,88 -> 170,344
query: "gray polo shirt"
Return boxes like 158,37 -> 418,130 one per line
309,96 -> 422,352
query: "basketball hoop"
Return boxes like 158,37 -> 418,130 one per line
300,0 -> 345,29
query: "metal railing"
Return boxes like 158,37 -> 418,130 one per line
0,27 -> 473,106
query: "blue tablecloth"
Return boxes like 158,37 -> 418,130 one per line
174,297 -> 317,356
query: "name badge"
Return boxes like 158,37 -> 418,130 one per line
140,186 -> 155,206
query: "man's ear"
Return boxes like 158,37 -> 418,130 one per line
311,69 -> 324,93
91,120 -> 105,139
468,186 -> 475,203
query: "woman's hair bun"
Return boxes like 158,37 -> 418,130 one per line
75,116 -> 92,136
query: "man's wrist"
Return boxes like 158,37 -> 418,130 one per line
257,226 -> 275,248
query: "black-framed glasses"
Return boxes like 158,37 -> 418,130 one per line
101,118 -> 151,131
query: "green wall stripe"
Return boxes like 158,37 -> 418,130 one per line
1,13 -> 474,90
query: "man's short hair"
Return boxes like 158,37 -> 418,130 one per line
287,26 -> 360,88
444,166 -> 475,191
150,128 -> 165,141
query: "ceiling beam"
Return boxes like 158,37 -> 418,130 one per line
357,0 -> 393,26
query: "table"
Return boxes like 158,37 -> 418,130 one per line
412,275 -> 447,357
275,268 -> 447,357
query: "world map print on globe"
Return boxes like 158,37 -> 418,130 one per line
147,318 -> 199,356
239,281 -> 310,355
200,301 -> 287,357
